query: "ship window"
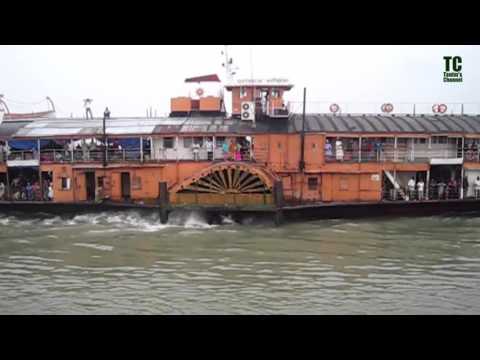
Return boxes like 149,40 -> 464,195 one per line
308,177 -> 318,190
271,89 -> 280,98
432,136 -> 447,144
61,177 -> 71,190
163,137 -> 174,149
132,176 -> 142,190
240,87 -> 247,98
97,176 -> 104,188
183,137 -> 193,148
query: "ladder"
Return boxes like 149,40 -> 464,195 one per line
383,170 -> 407,200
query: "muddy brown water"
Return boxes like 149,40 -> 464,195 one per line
1,210 -> 479,314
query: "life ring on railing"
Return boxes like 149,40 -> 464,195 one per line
329,103 -> 340,113
432,103 -> 447,114
381,103 -> 394,113
196,88 -> 204,97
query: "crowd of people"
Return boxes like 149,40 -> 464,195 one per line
0,176 -> 53,202
325,138 -> 385,162
464,141 -> 479,161
400,176 -> 480,201
191,138 -> 252,162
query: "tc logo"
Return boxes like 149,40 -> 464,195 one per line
443,56 -> 462,72
443,56 -> 463,83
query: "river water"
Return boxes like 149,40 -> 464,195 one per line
0,210 -> 479,314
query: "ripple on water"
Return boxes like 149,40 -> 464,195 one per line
72,243 -> 114,252
1,211 -> 480,314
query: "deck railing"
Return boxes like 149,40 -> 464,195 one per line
326,148 -> 463,163
383,186 -> 461,201
7,151 -> 38,161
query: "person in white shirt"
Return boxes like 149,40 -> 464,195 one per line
335,138 -> 344,161
407,177 -> 416,200
474,176 -> 480,199
192,142 -> 200,161
47,184 -> 54,201
417,179 -> 425,201
84,98 -> 93,119
205,138 -> 213,161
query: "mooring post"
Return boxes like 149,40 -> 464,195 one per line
273,179 -> 285,226
158,181 -> 169,224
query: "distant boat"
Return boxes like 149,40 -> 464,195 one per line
2,110 -> 55,121
0,96 -> 56,122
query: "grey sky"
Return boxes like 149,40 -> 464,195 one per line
1,45 -> 479,117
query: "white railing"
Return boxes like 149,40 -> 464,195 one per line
326,147 -> 463,163
287,101 -> 480,115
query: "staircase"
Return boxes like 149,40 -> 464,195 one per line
383,170 -> 407,200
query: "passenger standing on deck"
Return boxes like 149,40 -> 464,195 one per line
84,99 -> 93,119
235,141 -> 242,161
47,184 -> 54,201
0,182 -> 5,200
222,140 -> 229,161
325,139 -> 333,160
375,138 -> 383,161
407,177 -> 416,200
205,138 -> 213,161
447,178 -> 457,199
475,177 -> 480,199
429,178 -> 437,199
437,180 -> 446,200
104,107 -> 110,119
463,176 -> 469,198
473,142 -> 479,160
26,182 -> 33,201
335,138 -> 344,162
43,181 -> 50,201
417,179 -> 425,201
228,139 -> 235,161
192,142 -> 200,161
33,181 -> 40,201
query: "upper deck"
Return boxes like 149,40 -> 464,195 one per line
3,113 -> 480,138
2,114 -> 480,166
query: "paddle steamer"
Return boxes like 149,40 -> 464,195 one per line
2,57 -> 480,224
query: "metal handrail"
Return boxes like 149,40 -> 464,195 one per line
7,150 -> 39,161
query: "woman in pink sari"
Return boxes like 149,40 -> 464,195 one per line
235,142 -> 242,161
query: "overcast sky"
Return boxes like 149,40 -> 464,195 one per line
1,45 -> 479,117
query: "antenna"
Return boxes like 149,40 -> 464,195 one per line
0,94 -> 10,114
46,96 -> 56,112
222,45 -> 238,82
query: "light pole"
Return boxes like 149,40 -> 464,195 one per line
103,113 -> 107,168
